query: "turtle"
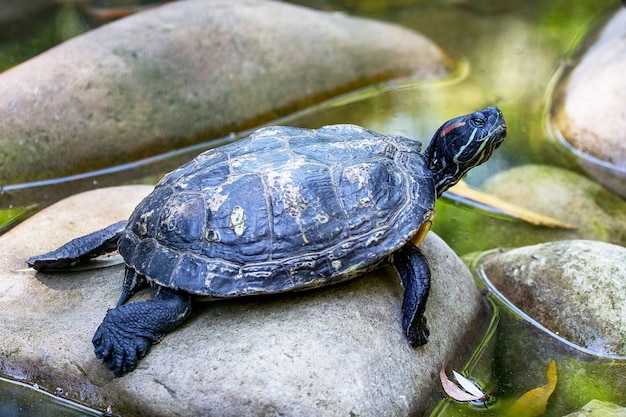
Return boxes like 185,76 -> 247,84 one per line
27,106 -> 506,375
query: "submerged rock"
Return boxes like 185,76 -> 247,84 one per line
551,8 -> 626,198
435,164 -> 626,255
0,0 -> 453,186
564,400 -> 626,417
0,186 -> 482,416
468,241 -> 626,414
481,240 -> 626,356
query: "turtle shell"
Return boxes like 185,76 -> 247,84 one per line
118,124 -> 435,297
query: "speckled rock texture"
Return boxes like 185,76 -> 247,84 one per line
0,0 -> 453,186
0,186 -> 481,416
482,240 -> 626,356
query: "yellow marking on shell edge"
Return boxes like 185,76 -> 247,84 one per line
301,230 -> 309,245
410,211 -> 436,246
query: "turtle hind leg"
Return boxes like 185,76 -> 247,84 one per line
392,243 -> 431,346
116,267 -> 149,307
92,287 -> 192,375
26,220 -> 127,271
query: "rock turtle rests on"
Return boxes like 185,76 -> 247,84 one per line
28,107 -> 506,375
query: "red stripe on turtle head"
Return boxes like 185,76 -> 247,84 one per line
439,121 -> 466,138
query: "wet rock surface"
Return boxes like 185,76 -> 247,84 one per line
483,164 -> 626,244
0,0 -> 453,186
551,8 -> 626,197
481,240 -> 626,356
564,400 -> 626,417
0,186 -> 482,416
438,164 -> 626,254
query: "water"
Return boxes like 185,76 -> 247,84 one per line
427,251 -> 626,417
0,377 -> 102,417
0,0 -> 621,415
0,0 -> 617,210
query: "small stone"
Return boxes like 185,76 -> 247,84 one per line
564,400 -> 626,417
436,164 -> 626,255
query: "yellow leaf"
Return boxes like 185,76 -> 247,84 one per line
507,360 -> 558,417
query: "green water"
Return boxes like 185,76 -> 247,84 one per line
0,0 -> 622,415
0,0 -> 618,210
0,376 -> 102,417
428,252 -> 626,417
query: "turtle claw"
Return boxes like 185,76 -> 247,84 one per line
92,307 -> 155,375
27,221 -> 125,271
406,316 -> 430,347
92,289 -> 192,375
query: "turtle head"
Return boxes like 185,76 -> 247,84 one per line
424,106 -> 507,197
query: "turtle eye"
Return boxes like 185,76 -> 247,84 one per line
470,117 -> 486,128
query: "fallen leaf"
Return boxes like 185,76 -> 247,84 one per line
507,359 -> 557,417
447,181 -> 574,229
453,370 -> 486,398
440,363 -> 487,402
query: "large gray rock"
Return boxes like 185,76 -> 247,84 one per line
0,0 -> 453,186
551,8 -> 626,198
0,186 -> 482,416
481,240 -> 626,356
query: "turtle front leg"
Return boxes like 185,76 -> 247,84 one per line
392,243 -> 431,347
92,286 -> 192,375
